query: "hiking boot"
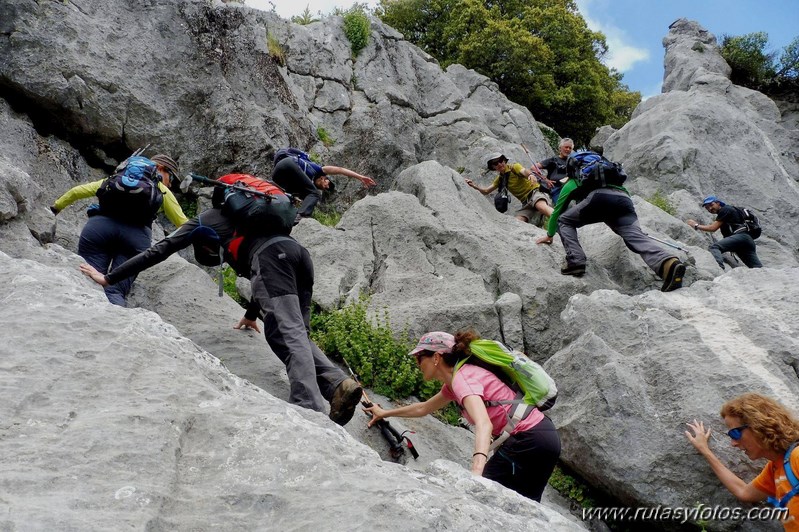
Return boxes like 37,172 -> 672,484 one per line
329,378 -> 362,426
560,263 -> 586,277
661,258 -> 686,292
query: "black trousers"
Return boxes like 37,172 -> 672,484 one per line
483,416 -> 561,502
271,158 -> 321,218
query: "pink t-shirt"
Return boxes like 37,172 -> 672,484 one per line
441,364 -> 544,436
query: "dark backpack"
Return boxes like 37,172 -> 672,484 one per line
566,151 -> 627,189
735,207 -> 762,239
494,172 -> 510,213
96,155 -> 163,225
273,147 -> 311,166
212,174 -> 297,238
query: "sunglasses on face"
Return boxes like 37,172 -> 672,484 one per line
727,424 -> 749,440
414,351 -> 435,365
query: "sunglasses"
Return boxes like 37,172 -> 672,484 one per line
413,350 -> 435,365
727,424 -> 749,440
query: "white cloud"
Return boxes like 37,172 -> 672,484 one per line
574,0 -> 650,73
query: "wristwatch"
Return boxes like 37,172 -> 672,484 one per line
693,223 -> 700,230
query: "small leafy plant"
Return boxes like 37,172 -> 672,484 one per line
316,126 -> 336,147
647,190 -> 677,216
222,266 -> 245,306
548,465 -> 598,508
342,5 -> 370,57
312,206 -> 342,226
267,32 -> 285,66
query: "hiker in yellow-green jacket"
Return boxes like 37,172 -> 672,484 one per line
51,154 -> 187,306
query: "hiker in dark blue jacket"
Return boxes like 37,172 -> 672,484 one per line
271,148 -> 376,219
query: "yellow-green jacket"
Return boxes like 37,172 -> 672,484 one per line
53,179 -> 188,227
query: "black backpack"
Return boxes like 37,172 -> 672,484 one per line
735,207 -> 762,239
566,151 -> 627,189
96,155 -> 163,226
494,172 -> 510,213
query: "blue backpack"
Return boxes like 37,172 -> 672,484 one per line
273,147 -> 311,165
273,148 -> 323,179
96,155 -> 163,226
566,151 -> 627,189
768,442 -> 799,509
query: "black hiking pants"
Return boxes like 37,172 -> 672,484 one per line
271,158 -> 321,218
249,237 -> 347,412
483,416 -> 561,502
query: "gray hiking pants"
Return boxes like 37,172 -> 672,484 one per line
250,237 -> 347,412
709,233 -> 762,269
557,188 -> 674,275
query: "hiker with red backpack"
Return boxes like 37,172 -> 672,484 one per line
271,147 -> 376,220
79,172 -> 364,426
686,196 -> 762,269
535,150 -> 686,292
363,330 -> 561,502
685,393 -> 799,530
51,153 -> 188,306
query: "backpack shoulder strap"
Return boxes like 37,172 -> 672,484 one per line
767,442 -> 799,508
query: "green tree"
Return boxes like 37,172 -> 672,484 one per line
720,32 -> 776,87
776,36 -> 799,79
720,32 -> 799,93
377,0 -> 640,145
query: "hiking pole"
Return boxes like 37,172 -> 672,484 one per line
182,173 -> 280,201
131,143 -> 151,157
645,233 -> 691,253
521,144 -> 554,189
342,361 -> 419,460
361,390 -> 419,460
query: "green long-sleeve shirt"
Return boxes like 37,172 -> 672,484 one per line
53,179 -> 188,227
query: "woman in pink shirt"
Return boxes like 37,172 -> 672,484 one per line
364,330 -> 561,501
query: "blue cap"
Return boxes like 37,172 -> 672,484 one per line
701,195 -> 725,207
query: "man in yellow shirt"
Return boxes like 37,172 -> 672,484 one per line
465,153 -> 553,226
51,154 -> 187,306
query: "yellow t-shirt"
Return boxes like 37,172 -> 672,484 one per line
752,447 -> 799,531
491,162 -> 538,203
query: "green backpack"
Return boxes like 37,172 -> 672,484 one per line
454,339 -> 558,412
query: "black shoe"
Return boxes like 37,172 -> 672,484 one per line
329,378 -> 363,426
661,258 -> 686,292
560,263 -> 586,277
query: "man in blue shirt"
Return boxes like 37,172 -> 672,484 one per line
272,148 -> 376,219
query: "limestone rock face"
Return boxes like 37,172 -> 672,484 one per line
0,0 -> 553,204
662,19 -> 732,93
0,252 -> 582,531
546,268 -> 799,531
604,20 -> 799,266
3,5 -> 799,531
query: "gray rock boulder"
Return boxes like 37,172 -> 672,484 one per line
0,0 -> 553,204
0,252 -> 583,531
662,19 -> 732,93
546,267 -> 799,530
604,20 -> 799,265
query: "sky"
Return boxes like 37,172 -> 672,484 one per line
252,0 -> 796,99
